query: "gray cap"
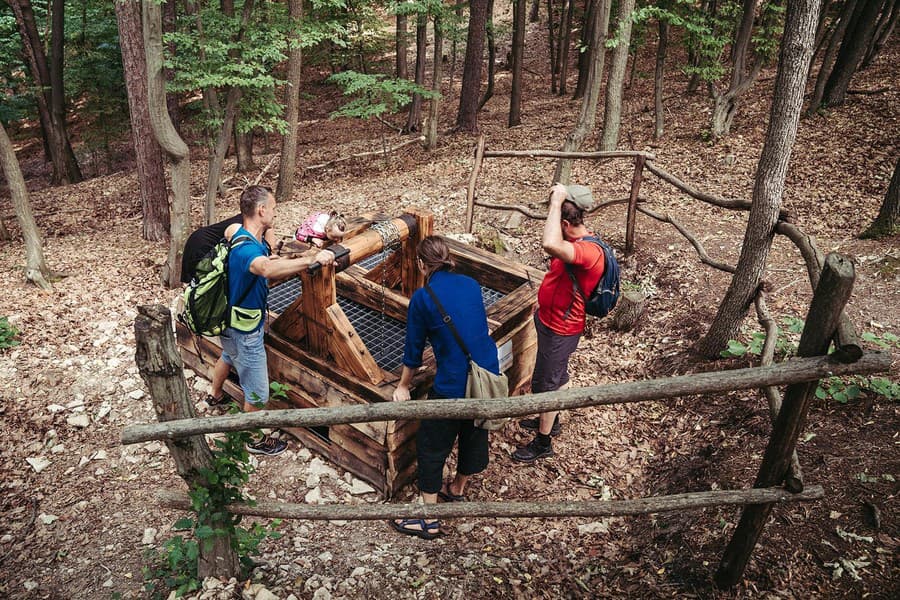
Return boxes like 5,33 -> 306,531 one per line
564,184 -> 594,210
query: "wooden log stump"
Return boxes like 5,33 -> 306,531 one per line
610,290 -> 647,332
134,304 -> 240,579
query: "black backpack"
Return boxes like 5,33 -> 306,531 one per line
179,235 -> 255,337
565,235 -> 621,319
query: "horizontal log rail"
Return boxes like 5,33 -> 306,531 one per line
158,486 -> 824,521
121,352 -> 891,444
482,149 -> 655,160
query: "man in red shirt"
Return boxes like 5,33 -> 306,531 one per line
513,183 -> 605,462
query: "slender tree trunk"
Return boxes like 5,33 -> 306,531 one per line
860,156 -> 900,238
808,0 -> 860,113
599,0 -> 636,150
396,13 -> 409,80
456,0 -> 490,132
424,13 -> 444,150
653,20 -> 668,141
509,0 -> 527,126
163,0 -> 181,127
548,0 -> 559,93
697,0 -> 821,357
530,0 -> 540,22
823,0 -> 889,105
276,0 -> 304,203
406,14 -> 427,133
556,0 -> 574,95
479,0 -> 496,110
862,0 -> 898,67
0,123 -> 51,289
49,0 -> 79,181
710,0 -> 763,137
115,0 -> 169,242
574,0 -> 597,100
235,127 -> 254,172
553,0 -> 612,183
143,0 -> 190,288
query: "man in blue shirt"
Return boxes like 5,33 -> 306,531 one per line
217,185 -> 335,456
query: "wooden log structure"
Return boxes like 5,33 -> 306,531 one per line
174,208 -> 543,498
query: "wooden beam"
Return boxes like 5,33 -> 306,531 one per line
121,351 -> 891,444
466,135 -> 486,233
157,485 -> 823,520
299,262 -> 335,355
336,268 -> 410,321
401,208 -> 433,297
326,304 -> 384,384
482,149 -> 655,160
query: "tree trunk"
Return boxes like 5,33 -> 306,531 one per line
574,0 -> 597,100
697,0 -> 821,357
553,0 -> 611,183
143,0 -> 190,288
808,0 -> 860,114
861,0 -> 898,67
710,0 -> 763,138
456,0 -> 490,132
823,0 -> 889,106
0,123 -> 51,289
599,0 -> 636,151
509,0 -> 526,126
396,13 -> 408,80
530,0 -> 540,22
405,14 -> 427,133
548,0 -> 559,93
424,14 -> 444,150
276,0 -> 304,203
115,0 -> 170,242
49,0 -> 79,182
860,156 -> 900,238
479,0 -> 496,110
163,0 -> 181,128
235,127 -> 254,172
9,0 -> 81,185
556,0 -> 574,95
653,19 -> 668,141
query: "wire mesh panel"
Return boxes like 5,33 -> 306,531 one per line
266,277 -> 506,372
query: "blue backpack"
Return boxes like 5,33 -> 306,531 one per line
565,235 -> 621,319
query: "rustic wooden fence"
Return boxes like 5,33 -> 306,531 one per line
123,252 -> 891,588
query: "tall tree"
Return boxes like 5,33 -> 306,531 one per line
861,0 -> 898,67
276,0 -> 304,203
406,13 -> 428,132
0,122 -> 51,289
424,12 -> 444,149
574,0 -> 598,100
115,0 -> 170,242
143,0 -> 191,288
509,0 -> 526,126
456,0 -> 489,131
822,0 -> 887,106
553,0 -> 612,183
555,0 -> 574,95
807,0 -> 859,113
860,156 -> 900,238
696,0 -> 822,357
599,0 -> 636,151
479,0 -> 496,109
654,19 -> 669,140
8,0 -> 82,184
396,12 -> 409,79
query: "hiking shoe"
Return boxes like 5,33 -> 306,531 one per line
205,393 -> 233,407
512,438 -> 555,463
247,435 -> 287,456
518,416 -> 561,436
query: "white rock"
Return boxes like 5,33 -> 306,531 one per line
308,457 -> 339,479
127,389 -> 145,400
183,369 -> 195,379
102,578 -> 113,588
349,479 -> 375,495
256,589 -> 279,600
95,402 -> 112,421
350,567 -> 367,578
39,513 -> 58,525
1,534 -> 12,543
26,457 -> 51,473
67,414 -> 91,428
24,581 -> 38,591
577,521 -> 609,535
142,528 -> 157,545
92,449 -> 108,461
66,398 -> 85,409
306,473 -> 320,488
46,404 -> 67,414
312,588 -> 332,600
50,444 -> 65,454
296,448 -> 312,461
304,487 -> 322,504
317,551 -> 333,562
78,456 -> 91,468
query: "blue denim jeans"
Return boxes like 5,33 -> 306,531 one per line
220,326 -> 269,407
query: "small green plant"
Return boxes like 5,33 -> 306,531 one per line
720,316 -> 803,359
0,317 -> 20,350
144,382 -> 289,598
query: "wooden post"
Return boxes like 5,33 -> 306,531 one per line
715,253 -> 856,588
401,208 -> 434,297
465,135 -> 486,233
299,262 -> 336,355
625,154 -> 645,256
133,305 -> 240,579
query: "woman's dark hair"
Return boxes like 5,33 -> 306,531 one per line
417,236 -> 455,276
240,185 -> 272,217
560,200 -> 585,226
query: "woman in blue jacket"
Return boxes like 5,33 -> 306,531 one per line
391,236 -> 500,539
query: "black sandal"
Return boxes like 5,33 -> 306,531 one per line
437,483 -> 467,502
390,518 -> 442,540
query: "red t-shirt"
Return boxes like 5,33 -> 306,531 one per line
537,237 -> 605,336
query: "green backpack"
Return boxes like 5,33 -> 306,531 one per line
179,235 -> 254,337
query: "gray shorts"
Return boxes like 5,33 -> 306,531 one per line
531,313 -> 581,393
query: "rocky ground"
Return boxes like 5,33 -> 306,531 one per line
1,18 -> 898,600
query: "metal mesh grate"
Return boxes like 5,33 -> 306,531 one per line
266,276 -> 506,372
357,248 -> 394,270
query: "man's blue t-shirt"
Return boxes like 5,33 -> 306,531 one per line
227,226 -> 269,332
402,269 -> 499,399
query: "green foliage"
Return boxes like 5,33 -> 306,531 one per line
328,71 -> 437,120
144,383 -> 289,598
0,316 -> 20,350
722,317 -> 899,403
0,8 -> 31,125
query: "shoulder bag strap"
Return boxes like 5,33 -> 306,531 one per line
424,283 -> 472,360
